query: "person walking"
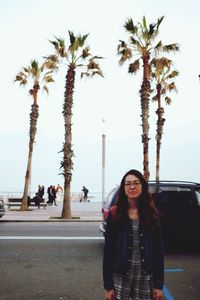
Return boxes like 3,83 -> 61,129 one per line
82,186 -> 89,202
103,169 -> 164,300
51,186 -> 57,206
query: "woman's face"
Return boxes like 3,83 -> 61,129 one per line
124,174 -> 142,201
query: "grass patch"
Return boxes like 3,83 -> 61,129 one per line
49,216 -> 80,220
10,209 -> 33,212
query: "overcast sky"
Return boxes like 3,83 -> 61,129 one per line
0,0 -> 200,195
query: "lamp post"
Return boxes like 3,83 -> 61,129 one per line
102,119 -> 106,207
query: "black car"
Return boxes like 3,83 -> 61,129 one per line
100,181 -> 200,248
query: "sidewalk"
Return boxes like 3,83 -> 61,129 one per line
0,201 -> 103,222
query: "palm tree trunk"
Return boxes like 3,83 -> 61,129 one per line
21,142 -> 34,210
21,104 -> 39,211
140,55 -> 151,180
61,64 -> 75,219
155,90 -> 165,181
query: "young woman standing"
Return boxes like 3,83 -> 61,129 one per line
103,169 -> 164,300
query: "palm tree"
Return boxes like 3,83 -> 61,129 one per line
15,60 -> 54,211
117,16 -> 179,180
150,57 -> 179,181
46,31 -> 103,219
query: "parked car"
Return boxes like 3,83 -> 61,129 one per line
100,181 -> 200,248
0,198 -> 5,218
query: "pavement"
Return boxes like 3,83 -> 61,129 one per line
0,200 -> 103,222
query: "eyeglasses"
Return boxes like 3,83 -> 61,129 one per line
124,180 -> 141,188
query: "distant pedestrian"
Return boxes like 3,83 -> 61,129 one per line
47,185 -> 53,205
51,186 -> 57,206
56,184 -> 63,193
38,185 -> 45,199
32,193 -> 42,209
82,186 -> 89,202
56,184 -> 63,202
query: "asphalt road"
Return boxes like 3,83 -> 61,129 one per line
0,222 -> 200,300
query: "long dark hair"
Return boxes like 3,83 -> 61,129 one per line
115,169 -> 159,228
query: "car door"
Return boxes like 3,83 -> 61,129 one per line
153,185 -> 198,246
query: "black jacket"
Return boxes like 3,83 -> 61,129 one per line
103,211 -> 164,290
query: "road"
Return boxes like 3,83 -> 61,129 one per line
0,222 -> 200,300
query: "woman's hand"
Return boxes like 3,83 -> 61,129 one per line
104,289 -> 114,300
153,288 -> 163,300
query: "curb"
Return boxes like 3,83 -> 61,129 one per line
0,219 -> 102,223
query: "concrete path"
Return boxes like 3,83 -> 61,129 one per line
1,201 -> 103,222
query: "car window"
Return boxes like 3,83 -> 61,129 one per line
151,186 -> 194,208
195,188 -> 200,206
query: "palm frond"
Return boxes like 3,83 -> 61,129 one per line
124,18 -> 138,34
163,43 -> 179,52
130,36 -> 138,45
43,85 -> 49,94
165,96 -> 172,105
44,75 -> 54,83
68,31 -> 76,45
148,23 -> 157,36
76,64 -> 84,67
29,89 -> 34,95
80,72 -> 90,78
49,37 -> 66,57
156,16 -> 165,29
91,55 -> 104,60
56,37 -> 65,48
77,34 -> 89,47
23,67 -> 29,73
31,60 -> 39,71
167,70 -> 179,79
128,59 -> 140,74
152,95 -> 159,102
91,70 -> 104,77
21,79 -> 27,85
15,75 -> 24,82
44,54 -> 59,70
118,47 -> 133,64
87,59 -> 99,70
118,40 -> 127,49
142,16 -> 147,31
168,82 -> 177,92
130,37 -> 143,51
82,47 -> 90,59
154,40 -> 163,52
49,39 -> 59,50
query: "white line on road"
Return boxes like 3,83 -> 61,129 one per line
0,236 -> 104,240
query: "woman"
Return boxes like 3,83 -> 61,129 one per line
103,169 -> 164,300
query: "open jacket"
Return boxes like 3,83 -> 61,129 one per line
103,209 -> 164,291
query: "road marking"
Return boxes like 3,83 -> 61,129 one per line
0,236 -> 104,240
163,286 -> 174,300
165,268 -> 184,272
164,268 -> 184,300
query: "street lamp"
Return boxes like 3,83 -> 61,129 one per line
102,119 -> 106,207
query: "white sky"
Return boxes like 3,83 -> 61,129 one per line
0,0 -> 200,194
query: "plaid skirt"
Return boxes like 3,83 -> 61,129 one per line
113,219 -> 153,300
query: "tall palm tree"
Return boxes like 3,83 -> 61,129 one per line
46,31 -> 103,219
117,16 -> 179,180
151,57 -> 179,181
15,60 -> 54,210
